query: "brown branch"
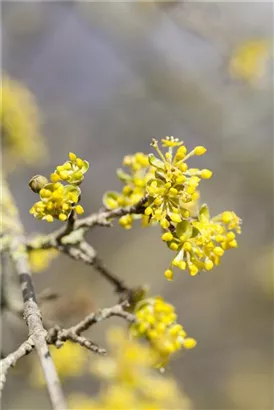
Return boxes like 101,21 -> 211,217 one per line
0,338 -> 35,393
68,302 -> 135,334
47,326 -> 106,355
46,302 -> 135,355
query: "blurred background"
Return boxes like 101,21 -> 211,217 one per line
1,1 -> 273,409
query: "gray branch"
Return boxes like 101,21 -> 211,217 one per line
9,235 -> 67,410
0,338 -> 34,392
46,302 -> 135,355
1,181 -> 67,409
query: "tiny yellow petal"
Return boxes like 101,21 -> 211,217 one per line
164,269 -> 174,281
189,265 -> 199,276
76,158 -> 84,168
214,246 -> 224,257
178,261 -> 186,270
145,206 -> 153,216
160,218 -> 170,229
201,169 -> 212,179
194,146 -> 207,156
75,205 -> 84,215
170,213 -> 181,223
229,239 -> 238,248
59,170 -> 69,180
222,211 -> 233,223
59,213 -> 68,222
204,259 -> 214,271
45,215 -> 54,223
161,232 -> 173,242
183,242 -> 192,252
169,242 -> 179,251
50,173 -> 61,183
183,337 -> 197,349
69,152 -> 77,161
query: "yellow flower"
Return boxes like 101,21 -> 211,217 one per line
30,182 -> 82,222
102,138 -> 241,279
144,138 -> 211,226
29,248 -> 58,273
161,136 -> 183,148
229,39 -> 272,84
31,342 -> 87,386
130,297 -> 196,365
86,327 -> 190,409
164,204 -> 241,278
29,153 -> 88,222
103,152 -> 154,229
52,153 -> 89,185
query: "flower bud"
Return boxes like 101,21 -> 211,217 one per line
29,175 -> 48,193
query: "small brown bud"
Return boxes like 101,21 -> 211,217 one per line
29,175 -> 48,193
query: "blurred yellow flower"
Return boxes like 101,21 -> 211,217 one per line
82,327 -> 192,409
29,248 -> 59,273
1,74 -> 47,172
229,39 -> 272,84
31,342 -> 87,386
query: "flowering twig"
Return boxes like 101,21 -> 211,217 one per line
26,195 -> 148,251
26,199 -> 148,294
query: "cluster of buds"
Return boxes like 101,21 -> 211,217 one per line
144,137 -> 211,228
163,204 -> 241,280
29,153 -> 88,222
50,152 -> 89,185
130,296 -> 196,365
103,152 -> 154,229
104,137 -> 241,279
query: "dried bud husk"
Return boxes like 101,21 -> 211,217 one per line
29,175 -> 48,193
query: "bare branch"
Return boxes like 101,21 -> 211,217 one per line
0,338 -> 34,393
9,235 -> 67,410
47,326 -> 106,355
2,181 -> 67,410
69,302 -> 135,335
46,303 -> 135,355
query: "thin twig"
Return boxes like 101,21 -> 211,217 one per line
70,302 -> 135,334
46,302 -> 135,353
0,338 -> 35,393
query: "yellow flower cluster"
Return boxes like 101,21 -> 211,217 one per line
71,327 -> 191,410
144,137 -> 211,228
29,153 -> 88,222
103,137 -> 241,279
163,204 -> 242,279
1,75 -> 47,172
130,296 -> 196,365
50,152 -> 89,185
103,152 -> 154,229
31,342 -> 87,386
